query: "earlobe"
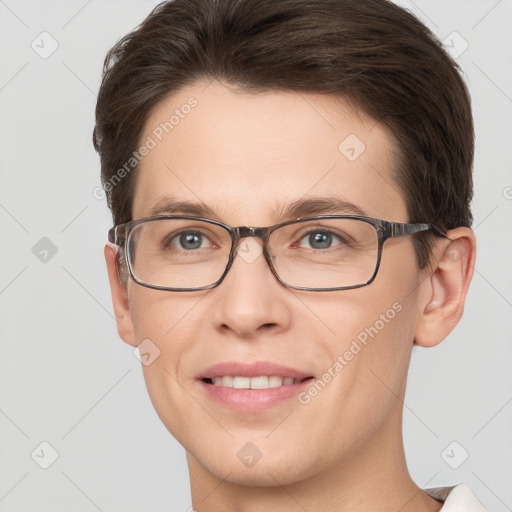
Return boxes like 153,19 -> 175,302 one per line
104,243 -> 137,347
414,227 -> 476,348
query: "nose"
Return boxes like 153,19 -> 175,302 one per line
211,237 -> 293,338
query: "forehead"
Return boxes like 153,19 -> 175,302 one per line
132,81 -> 407,224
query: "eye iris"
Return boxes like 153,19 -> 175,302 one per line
310,232 -> 331,249
180,232 -> 202,249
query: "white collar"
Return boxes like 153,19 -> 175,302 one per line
425,483 -> 486,511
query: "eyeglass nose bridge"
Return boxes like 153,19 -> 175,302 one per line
230,225 -> 270,252
230,222 -> 278,258
230,226 -> 271,257
226,225 -> 281,284
234,226 -> 268,239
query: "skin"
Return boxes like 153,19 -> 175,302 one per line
104,81 -> 476,511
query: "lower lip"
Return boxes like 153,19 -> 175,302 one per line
198,379 -> 313,412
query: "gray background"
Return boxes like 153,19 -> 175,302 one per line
0,0 -> 511,510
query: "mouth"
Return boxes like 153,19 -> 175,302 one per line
196,361 -> 315,412
202,375 -> 314,389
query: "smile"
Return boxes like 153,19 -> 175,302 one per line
204,376 -> 311,389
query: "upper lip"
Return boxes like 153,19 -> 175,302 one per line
197,361 -> 313,380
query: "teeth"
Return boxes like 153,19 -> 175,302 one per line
268,376 -> 283,388
233,376 -> 251,389
250,376 -> 268,389
209,376 -> 303,389
221,375 -> 233,387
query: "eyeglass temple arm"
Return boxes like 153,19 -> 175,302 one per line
107,227 -> 117,244
108,226 -> 127,246
389,222 -> 447,238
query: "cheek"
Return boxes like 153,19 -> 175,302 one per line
129,285 -> 204,343
128,289 -> 203,435
300,265 -> 421,432
320,294 -> 412,387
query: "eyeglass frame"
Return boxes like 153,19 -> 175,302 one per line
108,214 -> 447,292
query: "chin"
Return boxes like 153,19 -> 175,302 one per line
186,439 -> 322,488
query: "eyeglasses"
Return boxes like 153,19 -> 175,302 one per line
108,215 -> 443,292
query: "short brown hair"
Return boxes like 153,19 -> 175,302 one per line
93,0 -> 474,270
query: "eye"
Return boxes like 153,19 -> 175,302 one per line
298,230 -> 343,250
168,231 -> 212,250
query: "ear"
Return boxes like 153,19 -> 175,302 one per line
104,243 -> 137,347
414,227 -> 476,348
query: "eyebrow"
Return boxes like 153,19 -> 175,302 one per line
148,197 -> 218,218
146,195 -> 369,223
274,197 -> 369,221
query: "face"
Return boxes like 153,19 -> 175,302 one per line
120,82 -> 429,486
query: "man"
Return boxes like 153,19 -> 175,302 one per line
94,0 -> 484,509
